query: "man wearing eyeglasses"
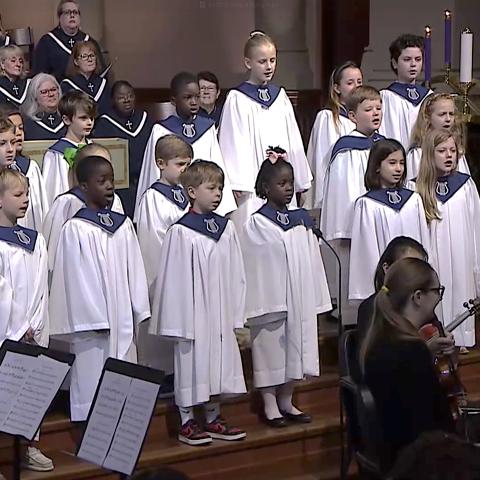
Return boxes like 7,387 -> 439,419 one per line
33,0 -> 104,81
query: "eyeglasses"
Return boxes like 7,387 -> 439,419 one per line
200,86 -> 217,92
424,286 -> 445,300
62,9 -> 80,16
78,53 -> 96,61
39,87 -> 59,96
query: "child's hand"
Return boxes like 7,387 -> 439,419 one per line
23,327 -> 35,342
233,190 -> 248,204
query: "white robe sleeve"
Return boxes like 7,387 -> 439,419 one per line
406,147 -> 422,180
42,150 -> 70,205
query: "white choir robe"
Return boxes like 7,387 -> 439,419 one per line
49,208 -> 150,420
135,182 -> 189,374
423,173 -> 480,347
42,187 -> 124,273
149,212 -> 247,408
134,116 -> 236,221
406,146 -> 470,180
0,226 -> 49,347
305,107 -> 355,209
218,82 -> 312,227
349,188 -> 430,300
239,205 -> 331,388
12,156 -> 49,232
42,138 -> 90,205
379,82 -> 432,149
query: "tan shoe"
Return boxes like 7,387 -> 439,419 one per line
22,446 -> 54,472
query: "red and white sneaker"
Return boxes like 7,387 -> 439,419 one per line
178,419 -> 212,446
205,417 -> 246,441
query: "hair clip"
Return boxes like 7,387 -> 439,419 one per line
266,146 -> 287,164
250,30 -> 266,38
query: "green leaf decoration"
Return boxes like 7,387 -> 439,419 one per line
63,143 -> 87,169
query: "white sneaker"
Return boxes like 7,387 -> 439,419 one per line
22,446 -> 54,472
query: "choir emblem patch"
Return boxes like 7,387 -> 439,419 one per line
182,123 -> 196,138
436,181 -> 449,197
204,218 -> 219,234
276,211 -> 290,226
406,87 -> 420,101
173,189 -> 186,204
258,88 -> 271,102
98,212 -> 114,227
14,229 -> 31,245
386,190 -> 402,204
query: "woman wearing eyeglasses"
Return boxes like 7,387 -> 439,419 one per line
360,257 -> 455,470
60,40 -> 110,115
21,73 -> 67,140
33,0 -> 104,81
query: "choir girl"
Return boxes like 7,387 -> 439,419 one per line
218,31 -> 312,227
149,160 -> 247,446
306,61 -> 362,208
93,80 -> 155,217
0,45 -> 30,107
379,34 -> 432,149
415,130 -> 480,348
0,104 -> 49,231
321,85 -> 384,324
239,150 -> 331,426
349,139 -> 429,301
42,90 -> 95,204
408,93 -> 469,179
61,41 -> 110,115
136,71 -> 235,219
21,73 -> 67,140
49,154 -> 150,421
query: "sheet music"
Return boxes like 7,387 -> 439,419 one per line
0,352 -> 70,440
102,378 -> 159,474
77,371 -> 131,466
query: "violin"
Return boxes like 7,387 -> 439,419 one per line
419,299 -> 480,421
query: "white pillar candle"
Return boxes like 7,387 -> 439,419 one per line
460,28 -> 473,83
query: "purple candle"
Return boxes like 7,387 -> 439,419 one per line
424,26 -> 432,82
445,10 -> 452,65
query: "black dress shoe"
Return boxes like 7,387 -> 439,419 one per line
263,416 -> 288,428
281,411 -> 312,423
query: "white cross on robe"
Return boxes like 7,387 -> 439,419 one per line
68,38 -> 75,48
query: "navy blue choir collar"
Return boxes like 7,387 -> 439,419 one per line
150,182 -> 189,210
234,82 -> 281,108
177,211 -> 228,241
364,187 -> 413,211
63,74 -> 106,99
74,208 -> 127,234
63,186 -> 86,203
38,111 -> 64,131
10,155 -> 30,175
100,109 -> 148,137
256,204 -> 314,231
160,115 -> 214,144
339,104 -> 349,119
386,82 -> 430,107
331,132 -> 385,160
49,137 -> 79,154
0,225 -> 37,252
435,172 -> 470,202
49,27 -> 89,54
0,76 -> 30,105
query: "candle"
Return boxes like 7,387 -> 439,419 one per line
460,28 -> 473,83
424,26 -> 432,83
444,10 -> 452,65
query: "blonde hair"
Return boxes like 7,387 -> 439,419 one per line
0,117 -> 14,134
0,169 -> 28,195
243,31 -> 276,58
180,160 -> 224,204
327,61 -> 362,133
0,45 -> 26,79
360,257 -> 437,373
416,130 -> 459,223
346,85 -> 381,113
76,143 -> 111,163
410,93 -> 465,152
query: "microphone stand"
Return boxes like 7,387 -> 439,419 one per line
313,229 -> 346,480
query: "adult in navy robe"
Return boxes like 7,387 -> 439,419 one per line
32,0 -> 104,81
93,81 -> 154,217
21,73 -> 67,141
0,45 -> 30,107
197,71 -> 223,128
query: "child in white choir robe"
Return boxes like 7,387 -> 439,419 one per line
415,130 -> 480,348
42,90 -> 95,204
306,61 -> 362,209
149,160 -> 247,446
218,31 -> 312,228
49,155 -> 150,421
135,72 -> 235,220
407,93 -> 470,179
42,143 -> 124,273
136,135 -> 192,394
0,106 -> 50,231
349,139 -> 430,301
379,34 -> 432,149
239,155 -> 331,427
0,169 -> 53,472
321,85 -> 384,324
